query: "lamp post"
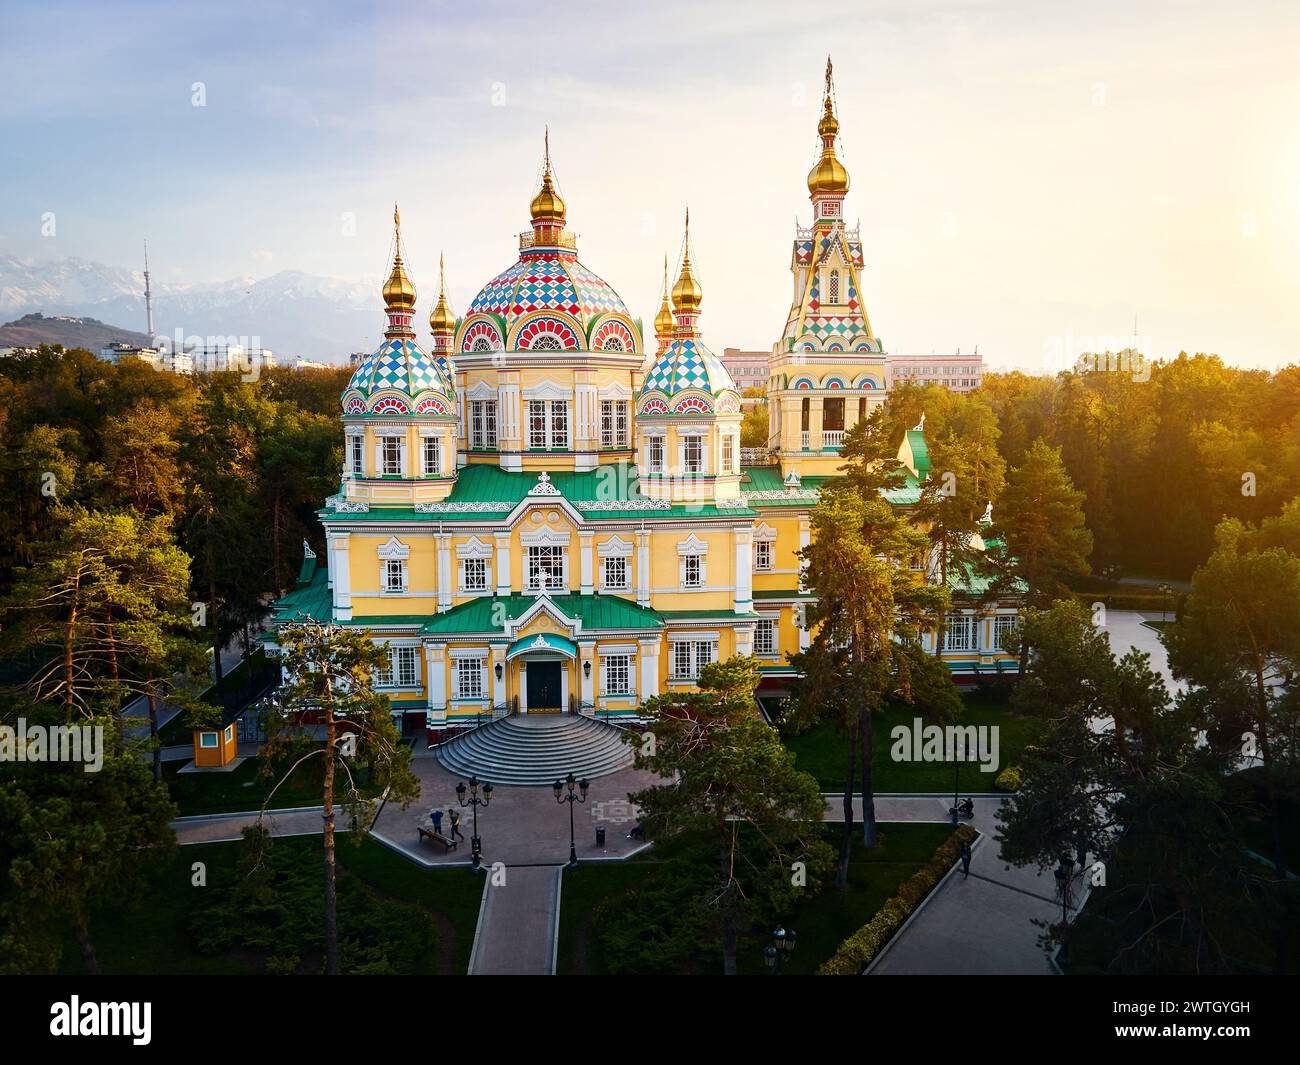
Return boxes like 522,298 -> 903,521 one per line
1158,582 -> 1172,623
763,926 -> 797,975
553,772 -> 589,867
455,775 -> 493,871
951,735 -> 966,823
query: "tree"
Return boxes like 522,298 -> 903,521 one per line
1165,525 -> 1300,884
740,401 -> 768,449
629,656 -> 831,975
986,437 -> 1091,672
264,620 -> 419,975
0,737 -> 177,974
794,486 -> 948,865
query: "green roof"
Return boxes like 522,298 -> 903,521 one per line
422,593 -> 664,636
905,429 -> 931,477
270,565 -> 332,625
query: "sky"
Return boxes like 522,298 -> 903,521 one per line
1,0 -> 1298,370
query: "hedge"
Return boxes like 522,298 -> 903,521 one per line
1070,592 -> 1181,613
818,824 -> 978,975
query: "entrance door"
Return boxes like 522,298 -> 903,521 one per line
526,661 -> 562,711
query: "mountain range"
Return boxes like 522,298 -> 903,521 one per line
0,254 -> 380,361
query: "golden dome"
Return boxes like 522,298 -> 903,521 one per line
671,211 -> 702,314
429,253 -> 455,333
807,59 -> 850,196
383,203 -> 417,309
529,128 -> 566,223
654,256 -> 674,335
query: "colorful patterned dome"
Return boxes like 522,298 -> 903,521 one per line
342,337 -> 456,417
639,336 -> 738,410
458,146 -> 641,356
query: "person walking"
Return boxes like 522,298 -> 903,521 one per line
960,840 -> 972,878
431,808 -> 444,836
449,808 -> 465,841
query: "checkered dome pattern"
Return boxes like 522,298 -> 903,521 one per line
347,337 -> 453,401
467,254 -> 630,338
640,337 -> 737,398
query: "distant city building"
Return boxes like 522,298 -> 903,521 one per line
720,348 -> 769,393
888,350 -> 984,392
98,342 -> 162,369
293,357 -> 331,370
170,350 -> 194,374
348,351 -> 369,367
193,344 -> 276,374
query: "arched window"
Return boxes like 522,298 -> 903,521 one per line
601,337 -> 625,352
531,335 -> 562,351
471,337 -> 493,352
827,270 -> 840,304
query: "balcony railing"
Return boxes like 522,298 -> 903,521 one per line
801,431 -> 810,450
822,430 -> 845,449
740,447 -> 772,466
519,229 -> 578,251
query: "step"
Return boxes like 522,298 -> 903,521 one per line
434,714 -> 634,786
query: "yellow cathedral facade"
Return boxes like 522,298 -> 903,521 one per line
270,63 -> 1022,741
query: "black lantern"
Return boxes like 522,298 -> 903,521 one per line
494,661 -> 503,682
583,659 -> 592,679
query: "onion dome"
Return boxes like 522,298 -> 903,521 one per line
653,255 -> 674,344
428,253 -> 456,334
807,58 -> 850,196
382,204 -> 417,309
460,134 -> 640,357
340,207 -> 456,418
637,213 -> 739,417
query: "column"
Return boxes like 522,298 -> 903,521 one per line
425,642 -> 446,712
798,603 -> 810,651
733,527 -> 753,614
798,517 -> 811,591
491,645 -> 505,706
329,532 -> 351,621
436,533 -> 452,612
639,638 -> 661,702
579,531 -> 595,595
735,624 -> 754,657
518,662 -> 528,714
810,397 -> 824,451
636,528 -> 651,607
494,531 -> 511,595
579,641 -> 596,706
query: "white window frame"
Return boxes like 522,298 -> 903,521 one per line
381,435 -> 404,477
373,655 -> 394,687
683,435 -> 703,475
647,435 -> 665,473
670,639 -> 715,680
602,555 -> 629,591
600,400 -> 628,448
754,618 -> 778,657
722,434 -> 735,475
754,539 -> 773,572
526,545 -> 566,592
943,613 -> 977,652
682,554 -> 703,588
383,559 -> 406,594
394,646 -> 419,687
461,556 -> 488,592
470,399 -> 499,450
422,435 -> 442,476
456,657 -> 485,700
349,435 -> 364,475
993,614 -> 1018,651
602,654 -> 631,696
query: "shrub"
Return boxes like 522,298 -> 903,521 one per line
819,825 -> 977,975
995,766 -> 1023,792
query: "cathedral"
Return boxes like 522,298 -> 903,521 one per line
270,63 -> 1022,741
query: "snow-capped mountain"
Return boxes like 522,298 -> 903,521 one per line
0,254 -> 381,361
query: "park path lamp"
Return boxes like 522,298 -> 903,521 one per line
764,926 -> 797,974
456,775 -> 493,872
553,772 -> 589,867
1158,583 -> 1172,623
951,735 -> 967,823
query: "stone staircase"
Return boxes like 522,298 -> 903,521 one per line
433,713 -> 634,786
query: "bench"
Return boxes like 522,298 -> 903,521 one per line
417,825 -> 458,852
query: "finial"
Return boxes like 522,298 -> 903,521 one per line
544,126 -> 551,172
439,252 -> 446,294
825,55 -> 833,97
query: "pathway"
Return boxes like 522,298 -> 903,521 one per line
468,866 -> 562,975
853,795 -> 1079,975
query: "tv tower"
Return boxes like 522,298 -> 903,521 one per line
143,240 -> 155,340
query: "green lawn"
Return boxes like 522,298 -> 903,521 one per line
61,835 -> 484,975
780,693 -> 1038,792
165,750 -> 381,816
557,821 -> 955,976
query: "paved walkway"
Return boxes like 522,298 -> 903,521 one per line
468,866 -> 562,975
854,795 -> 1079,974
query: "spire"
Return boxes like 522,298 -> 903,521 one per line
807,56 -> 849,198
428,251 -> 455,337
654,253 -> 674,345
671,207 -> 702,317
529,126 -> 567,225
382,201 -> 417,311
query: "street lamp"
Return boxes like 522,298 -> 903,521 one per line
1158,582 -> 1172,623
951,735 -> 966,822
455,775 -> 493,871
763,926 -> 797,974
553,772 -> 589,867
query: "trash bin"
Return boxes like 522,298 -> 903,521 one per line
595,825 -> 606,848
